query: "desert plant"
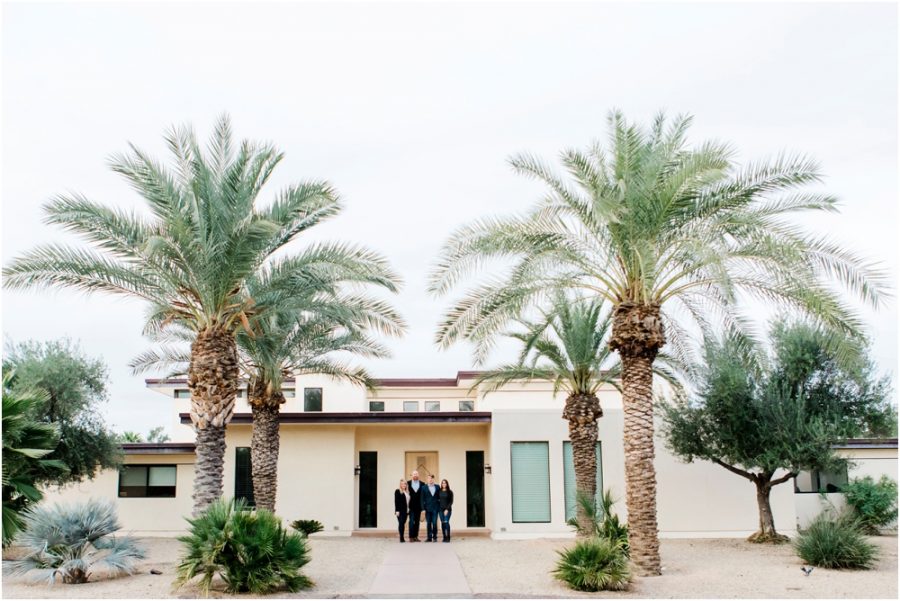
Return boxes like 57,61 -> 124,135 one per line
553,536 -> 631,591
794,511 -> 877,570
5,499 -> 144,584
290,519 -> 325,537
566,489 -> 629,555
176,498 -> 312,594
843,475 -> 898,534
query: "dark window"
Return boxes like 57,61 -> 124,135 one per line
304,388 -> 322,411
369,401 -> 385,412
459,400 -> 475,412
174,389 -> 190,399
118,465 -> 177,498
358,452 -> 377,528
235,447 -> 255,506
466,451 -> 486,527
795,467 -> 849,493
425,401 -> 441,412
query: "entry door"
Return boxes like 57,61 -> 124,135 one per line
405,451 -> 439,523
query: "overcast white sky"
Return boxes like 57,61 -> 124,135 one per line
2,1 -> 897,436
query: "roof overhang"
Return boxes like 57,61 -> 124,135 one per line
832,438 -> 898,450
179,411 -> 492,425
120,442 -> 197,454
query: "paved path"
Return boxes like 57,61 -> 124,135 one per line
368,541 -> 472,597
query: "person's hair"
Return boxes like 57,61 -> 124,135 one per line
441,479 -> 450,491
428,474 -> 435,480
399,479 -> 407,489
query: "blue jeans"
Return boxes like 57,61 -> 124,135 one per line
425,509 -> 439,540
439,509 -> 452,540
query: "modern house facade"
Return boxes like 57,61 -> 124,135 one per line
43,372 -> 898,538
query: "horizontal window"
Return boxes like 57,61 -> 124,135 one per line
369,401 -> 385,412
118,465 -> 176,498
795,467 -> 848,493
425,401 -> 441,412
403,401 -> 419,412
459,400 -> 475,412
283,388 -> 296,398
174,389 -> 190,399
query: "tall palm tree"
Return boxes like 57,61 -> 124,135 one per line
429,111 -> 889,575
3,116 -> 401,514
472,294 -> 682,535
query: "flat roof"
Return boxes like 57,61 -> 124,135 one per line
147,371 -> 482,388
120,442 -> 197,454
179,411 -> 492,425
833,438 -> 898,449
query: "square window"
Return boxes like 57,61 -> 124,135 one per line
369,401 -> 385,412
459,400 -> 475,412
425,401 -> 440,412
118,465 -> 176,498
304,388 -> 323,412
403,401 -> 419,412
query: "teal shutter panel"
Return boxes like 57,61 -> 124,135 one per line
563,441 -> 603,521
511,442 -> 551,522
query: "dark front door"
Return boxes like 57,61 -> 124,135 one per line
358,451 -> 377,528
466,450 -> 485,527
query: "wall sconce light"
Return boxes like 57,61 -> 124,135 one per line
484,464 -> 492,475
354,465 -> 361,476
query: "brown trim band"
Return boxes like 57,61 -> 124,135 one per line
178,411 -> 492,425
121,443 -> 197,454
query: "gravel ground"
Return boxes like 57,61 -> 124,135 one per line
2,534 -> 896,598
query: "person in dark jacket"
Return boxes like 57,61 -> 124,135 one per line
394,479 -> 410,542
439,478 -> 454,542
406,470 -> 424,542
422,474 -> 442,542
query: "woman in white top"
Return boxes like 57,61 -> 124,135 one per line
394,478 -> 411,543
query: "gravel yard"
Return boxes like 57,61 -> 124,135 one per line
3,534 -> 896,598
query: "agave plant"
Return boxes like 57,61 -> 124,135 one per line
5,499 -> 144,584
431,110 -> 889,574
2,372 -> 68,546
176,497 -> 312,594
4,116 -> 401,514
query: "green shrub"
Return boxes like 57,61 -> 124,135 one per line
843,476 -> 898,535
176,498 -> 312,594
794,511 -> 878,570
290,519 -> 324,537
566,489 -> 629,555
553,536 -> 630,591
5,499 -> 144,584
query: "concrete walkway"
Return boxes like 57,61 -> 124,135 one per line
368,541 -> 472,597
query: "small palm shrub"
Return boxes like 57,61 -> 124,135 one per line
566,489 -> 629,555
553,536 -> 630,591
290,519 -> 324,537
176,498 -> 312,594
794,511 -> 877,570
5,499 -> 144,584
843,476 -> 898,535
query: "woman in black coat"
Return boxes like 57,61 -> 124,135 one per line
438,479 -> 454,542
394,479 -> 410,542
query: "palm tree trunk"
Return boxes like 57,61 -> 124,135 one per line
610,302 -> 665,577
563,392 -> 603,536
249,383 -> 284,513
188,326 -> 238,515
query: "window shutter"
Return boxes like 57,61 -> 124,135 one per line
511,442 -> 551,522
563,441 -> 603,521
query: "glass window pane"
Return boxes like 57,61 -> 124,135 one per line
304,388 -> 322,411
511,442 -> 551,522
563,441 -> 603,521
459,400 -> 474,412
174,389 -> 190,399
820,467 -> 849,493
425,401 -> 440,412
235,447 -> 255,507
794,470 -> 816,493
369,401 -> 385,412
120,466 -> 147,487
403,401 -> 418,412
358,452 -> 378,528
149,466 -> 176,487
283,388 -> 296,398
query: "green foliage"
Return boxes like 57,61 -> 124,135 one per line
176,498 -> 312,594
290,519 -> 324,537
116,427 -> 170,443
2,372 -> 68,546
553,536 -> 631,591
794,511 -> 877,570
566,489 -> 629,555
6,499 -> 145,584
430,110 -> 889,367
843,476 -> 898,534
4,339 -> 121,485
660,320 -> 892,482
